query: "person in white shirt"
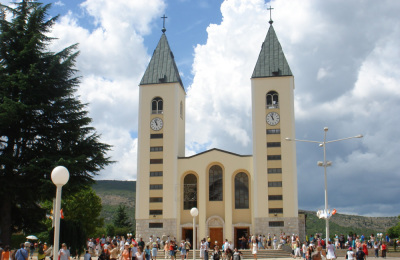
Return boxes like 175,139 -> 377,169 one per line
346,247 -> 354,260
223,240 -> 229,252
326,241 -> 336,260
228,242 -> 234,251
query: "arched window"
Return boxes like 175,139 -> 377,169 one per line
235,172 -> 249,209
209,165 -> 223,201
184,174 -> 197,209
266,91 -> 279,109
152,97 -> 163,114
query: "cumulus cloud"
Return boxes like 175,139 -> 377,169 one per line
38,0 -> 400,216
185,0 -> 400,216
45,0 -> 166,180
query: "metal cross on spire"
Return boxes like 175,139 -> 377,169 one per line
161,14 -> 168,33
267,6 -> 274,24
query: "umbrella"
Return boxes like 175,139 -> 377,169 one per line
26,235 -> 38,240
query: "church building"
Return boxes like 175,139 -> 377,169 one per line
135,16 -> 305,247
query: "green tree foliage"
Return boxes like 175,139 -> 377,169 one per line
62,187 -> 104,236
113,204 -> 131,228
387,216 -> 400,239
49,219 -> 86,256
106,224 -> 115,237
0,1 -> 112,245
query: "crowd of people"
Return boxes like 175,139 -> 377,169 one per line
0,232 -> 394,260
82,235 -> 242,260
290,233 -> 391,260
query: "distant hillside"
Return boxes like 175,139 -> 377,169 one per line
304,210 -> 398,237
92,180 -> 136,225
92,180 -> 398,236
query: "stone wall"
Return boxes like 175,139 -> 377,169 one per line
298,211 -> 307,241
254,217 -> 300,236
136,218 -> 177,239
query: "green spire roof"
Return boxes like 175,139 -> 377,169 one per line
140,33 -> 183,88
252,24 -> 292,78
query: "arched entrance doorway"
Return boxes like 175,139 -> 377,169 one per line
206,216 -> 224,249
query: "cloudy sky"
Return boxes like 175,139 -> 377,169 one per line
4,0 -> 400,217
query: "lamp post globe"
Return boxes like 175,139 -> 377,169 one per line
51,166 -> 69,258
51,166 -> 70,185
190,207 -> 199,217
190,207 -> 198,260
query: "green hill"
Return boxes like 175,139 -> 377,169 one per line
92,180 -> 136,225
92,180 -> 398,237
304,210 -> 397,238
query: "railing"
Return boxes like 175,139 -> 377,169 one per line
266,103 -> 279,109
152,110 -> 163,114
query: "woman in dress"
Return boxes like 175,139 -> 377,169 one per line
251,238 -> 258,259
151,241 -> 158,260
326,241 -> 336,260
362,241 -> 368,258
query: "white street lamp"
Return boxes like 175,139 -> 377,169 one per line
190,207 -> 199,260
51,166 -> 70,258
286,127 -> 362,243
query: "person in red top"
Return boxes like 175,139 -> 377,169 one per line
362,241 -> 368,257
381,243 -> 387,258
169,241 -> 176,260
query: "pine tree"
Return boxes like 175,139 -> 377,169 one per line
113,204 -> 132,228
0,1 -> 112,245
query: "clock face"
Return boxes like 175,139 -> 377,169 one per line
150,117 -> 163,131
266,112 -> 280,126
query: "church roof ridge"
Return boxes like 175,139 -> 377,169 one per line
251,23 -> 292,78
140,33 -> 184,89
178,148 -> 252,159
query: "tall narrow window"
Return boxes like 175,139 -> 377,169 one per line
266,91 -> 279,109
180,101 -> 183,119
209,165 -> 223,201
152,97 -> 163,114
183,174 -> 197,209
235,172 -> 249,209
